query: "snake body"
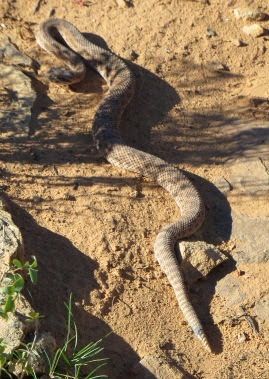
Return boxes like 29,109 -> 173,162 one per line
36,18 -> 211,352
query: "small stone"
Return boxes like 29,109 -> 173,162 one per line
0,64 -> 36,136
254,295 -> 269,322
231,38 -> 244,47
179,239 -> 228,283
242,24 -> 265,38
63,192 -> 76,201
116,0 -> 129,8
209,60 -> 229,72
32,196 -> 43,204
207,28 -> 217,37
234,8 -> 266,21
130,50 -> 139,61
237,332 -> 247,343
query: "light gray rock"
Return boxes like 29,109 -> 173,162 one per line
242,24 -> 265,37
234,8 -> 266,21
215,275 -> 246,307
0,196 -> 24,266
254,295 -> 269,323
227,157 -> 268,196
0,35 -> 35,67
231,38 -> 244,47
0,63 -> 36,136
134,356 -> 183,379
0,29 -> 37,137
115,0 -> 129,8
209,60 -> 228,71
179,239 -> 228,283
231,211 -> 269,263
0,302 -> 37,354
237,332 -> 247,343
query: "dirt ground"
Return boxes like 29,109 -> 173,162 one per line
0,0 -> 269,378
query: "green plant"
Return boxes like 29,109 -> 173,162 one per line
0,257 -> 110,378
0,256 -> 40,378
0,257 -> 38,320
45,294 -> 110,379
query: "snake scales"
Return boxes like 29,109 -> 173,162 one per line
36,18 -> 211,352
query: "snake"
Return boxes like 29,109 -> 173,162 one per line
35,18 -> 211,352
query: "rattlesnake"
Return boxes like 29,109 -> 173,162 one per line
36,18 -> 211,352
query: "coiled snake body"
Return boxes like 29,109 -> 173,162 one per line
36,18 -> 211,352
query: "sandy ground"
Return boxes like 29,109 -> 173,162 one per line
0,0 -> 269,378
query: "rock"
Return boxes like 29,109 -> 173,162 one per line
130,50 -> 139,61
0,309 -> 36,353
254,295 -> 269,322
133,356 -> 183,379
179,239 -> 228,283
231,38 -> 244,47
215,275 -> 246,307
116,0 -> 129,8
63,192 -> 76,201
28,333 -> 57,375
0,35 -> 35,68
0,196 -> 24,266
231,211 -> 269,263
214,177 -> 232,194
234,8 -> 266,21
0,63 -> 36,136
242,24 -> 265,37
227,157 -> 268,196
207,28 -> 217,37
209,60 -> 229,71
237,332 -> 247,343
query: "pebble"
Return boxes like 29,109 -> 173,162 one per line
242,24 -> 265,38
207,28 -> 217,37
237,332 -> 247,343
63,192 -> 76,201
130,50 -> 139,61
209,60 -> 228,71
231,38 -> 244,47
116,0 -> 129,8
234,8 -> 266,21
